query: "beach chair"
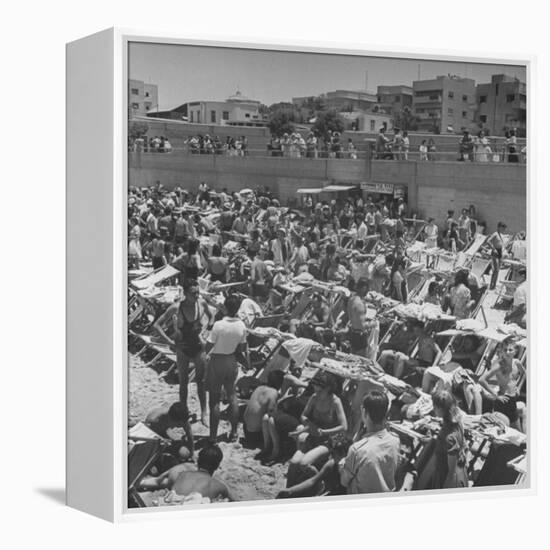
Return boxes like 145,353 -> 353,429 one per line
128,288 -> 145,328
128,438 -> 166,508
507,453 -> 527,485
434,252 -> 455,273
131,264 -> 180,290
469,256 -> 492,283
129,332 -> 179,378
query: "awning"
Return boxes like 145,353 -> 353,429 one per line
321,185 -> 357,192
297,188 -> 324,194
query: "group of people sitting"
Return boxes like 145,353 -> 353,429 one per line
128,180 -> 526,504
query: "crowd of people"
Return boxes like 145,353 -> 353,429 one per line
127,180 -> 527,505
268,131 -> 358,159
184,134 -> 250,156
130,135 -> 173,153
128,127 -> 525,164
376,127 -> 525,163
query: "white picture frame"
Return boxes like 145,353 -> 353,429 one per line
66,27 -> 534,522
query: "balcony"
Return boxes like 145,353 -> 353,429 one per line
413,95 -> 442,104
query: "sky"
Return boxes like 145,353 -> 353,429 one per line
129,42 -> 527,111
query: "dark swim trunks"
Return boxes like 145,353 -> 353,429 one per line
349,328 -> 368,352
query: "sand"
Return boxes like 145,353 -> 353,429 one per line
129,353 -> 287,501
128,284 -> 510,503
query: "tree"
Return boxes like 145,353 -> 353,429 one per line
311,109 -> 344,138
129,121 -> 149,140
393,106 -> 419,132
267,112 -> 295,137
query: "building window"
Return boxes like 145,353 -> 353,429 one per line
479,95 -> 487,103
394,95 -> 401,102
210,110 -> 216,123
462,95 -> 468,102
479,115 -> 487,123
462,111 -> 468,118
222,111 -> 229,120
506,94 -> 516,102
190,112 -> 194,123
145,105 -> 150,111
447,108 -> 454,115
131,88 -> 139,95
429,94 -> 440,100
145,92 -> 150,98
448,91 -> 454,99
370,120 -> 375,131
131,102 -> 139,109
495,84 -> 499,96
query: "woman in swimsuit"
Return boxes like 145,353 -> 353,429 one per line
154,278 -> 213,425
288,372 -> 348,471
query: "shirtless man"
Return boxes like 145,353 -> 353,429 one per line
346,278 -> 384,436
243,370 -> 285,448
392,320 -> 441,379
145,401 -> 194,460
478,339 -> 525,430
139,444 -> 232,501
154,278 -> 213,425
347,278 -> 375,357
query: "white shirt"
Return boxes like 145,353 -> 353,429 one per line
208,317 -> 247,355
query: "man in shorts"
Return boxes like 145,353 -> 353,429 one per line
205,294 -> 250,442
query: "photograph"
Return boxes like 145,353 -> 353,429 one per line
126,40 -> 528,509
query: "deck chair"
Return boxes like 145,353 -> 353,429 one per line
129,332 -> 178,377
251,314 -> 286,329
463,234 -> 487,257
496,280 -> 520,305
128,439 -> 165,508
469,256 -> 492,283
435,252 -> 456,273
128,290 -> 145,327
131,264 -> 180,290
507,453 -> 527,486
290,287 -> 314,318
